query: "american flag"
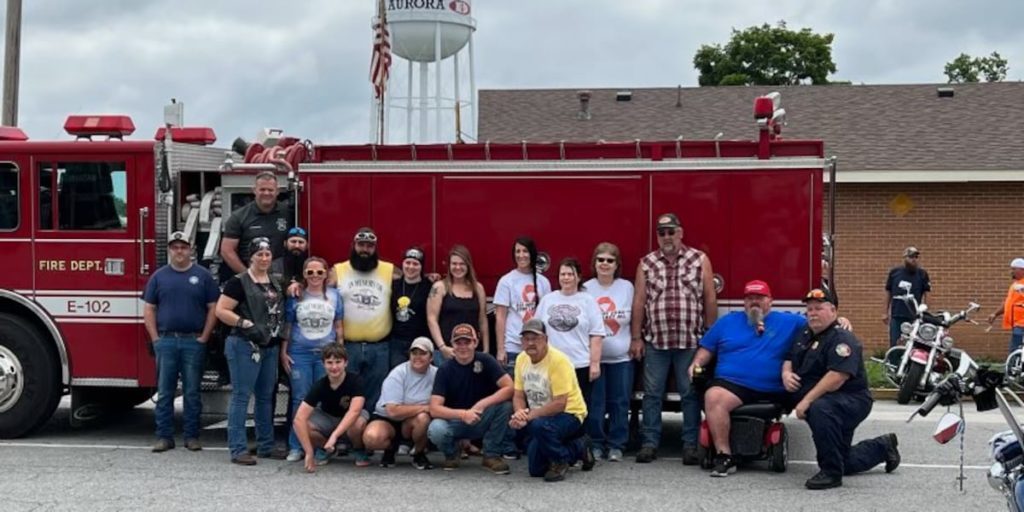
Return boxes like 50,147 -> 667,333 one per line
370,0 -> 391,99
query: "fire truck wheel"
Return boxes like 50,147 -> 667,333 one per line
0,313 -> 61,438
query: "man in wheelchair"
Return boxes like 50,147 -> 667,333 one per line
688,280 -> 808,477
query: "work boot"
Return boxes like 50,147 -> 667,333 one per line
482,456 -> 511,475
231,454 -> 258,466
682,444 -> 700,466
635,446 -> 657,463
581,436 -> 596,471
151,438 -> 175,453
184,439 -> 202,452
884,433 -> 901,473
805,471 -> 842,490
442,457 -> 460,471
544,463 -> 569,482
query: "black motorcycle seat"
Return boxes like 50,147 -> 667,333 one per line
731,403 -> 785,420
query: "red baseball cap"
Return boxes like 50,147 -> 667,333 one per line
743,280 -> 772,297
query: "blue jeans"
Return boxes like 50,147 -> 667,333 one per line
503,351 -> 519,376
523,413 -> 584,477
154,335 -> 205,440
1011,327 -> 1024,353
286,346 -> 326,451
641,346 -> 700,448
427,401 -> 512,458
225,336 -> 279,459
587,361 -> 633,452
346,341 -> 390,413
390,337 -> 412,369
889,318 -> 910,348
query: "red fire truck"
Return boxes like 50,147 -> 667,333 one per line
0,93 -> 828,438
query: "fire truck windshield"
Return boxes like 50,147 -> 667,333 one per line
38,161 -> 127,231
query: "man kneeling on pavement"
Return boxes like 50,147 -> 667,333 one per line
509,319 -> 596,482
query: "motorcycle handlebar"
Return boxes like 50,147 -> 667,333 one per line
915,374 -> 963,418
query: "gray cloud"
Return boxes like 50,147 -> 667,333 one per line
1,0 -> 1020,145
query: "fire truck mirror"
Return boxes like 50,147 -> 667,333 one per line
712,274 -> 724,294
536,252 -> 551,274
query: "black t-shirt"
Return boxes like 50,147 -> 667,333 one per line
303,373 -> 365,418
223,274 -> 283,339
885,266 -> 931,319
787,322 -> 870,400
222,201 -> 292,263
388,278 -> 432,343
431,352 -> 505,410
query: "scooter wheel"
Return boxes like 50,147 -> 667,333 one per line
768,425 -> 788,473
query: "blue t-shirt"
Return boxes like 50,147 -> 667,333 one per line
285,288 -> 344,351
431,352 -> 505,410
698,311 -> 806,393
143,264 -> 220,333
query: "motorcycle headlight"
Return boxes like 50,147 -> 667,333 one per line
901,322 -> 913,335
918,324 -> 938,342
941,336 -> 954,349
988,463 -> 1007,492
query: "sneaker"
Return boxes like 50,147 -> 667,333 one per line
397,443 -> 412,456
805,470 -> 842,490
710,454 -> 737,477
151,438 -> 175,453
231,453 -> 257,466
502,450 -> 521,460
883,433 -> 901,473
335,442 -> 350,458
635,446 -> 657,463
608,448 -> 623,462
353,450 -> 372,467
581,436 -> 596,472
380,448 -> 397,468
442,457 -> 460,471
286,449 -> 304,462
314,448 -> 331,466
544,462 -> 569,482
482,456 -> 511,475
184,439 -> 202,452
412,451 -> 434,470
682,444 -> 700,466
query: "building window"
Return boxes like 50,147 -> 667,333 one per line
0,163 -> 17,230
39,162 -> 127,231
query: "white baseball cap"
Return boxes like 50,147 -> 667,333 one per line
1011,258 -> 1024,269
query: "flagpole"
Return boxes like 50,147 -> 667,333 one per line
377,0 -> 386,145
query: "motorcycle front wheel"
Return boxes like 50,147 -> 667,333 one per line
897,361 -> 925,405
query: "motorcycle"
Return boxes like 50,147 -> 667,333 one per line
876,281 -> 981,404
908,350 -> 1024,511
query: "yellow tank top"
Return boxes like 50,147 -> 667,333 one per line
334,260 -> 394,342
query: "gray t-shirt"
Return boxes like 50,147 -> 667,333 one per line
374,361 -> 437,418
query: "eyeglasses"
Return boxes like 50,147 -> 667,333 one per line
596,257 -> 616,264
287,227 -> 307,237
304,269 -> 327,277
657,228 -> 677,237
353,231 -> 377,243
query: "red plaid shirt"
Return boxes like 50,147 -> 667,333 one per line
640,246 -> 706,350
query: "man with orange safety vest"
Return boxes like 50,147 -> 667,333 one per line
988,258 -> 1024,353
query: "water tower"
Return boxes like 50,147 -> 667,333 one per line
371,0 -> 477,144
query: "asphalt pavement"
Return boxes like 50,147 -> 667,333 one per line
0,397 -> 1012,511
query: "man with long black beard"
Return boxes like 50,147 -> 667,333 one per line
332,227 -> 394,415
271,227 -> 309,288
688,280 -> 808,477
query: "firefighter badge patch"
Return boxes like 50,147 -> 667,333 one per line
473,361 -> 483,374
835,343 -> 851,357
277,218 -> 288,231
339,396 -> 351,409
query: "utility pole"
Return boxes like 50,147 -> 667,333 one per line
2,0 -> 21,126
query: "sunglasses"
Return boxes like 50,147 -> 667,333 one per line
304,269 -> 327,277
596,257 -> 616,264
657,228 -> 677,237
404,248 -> 424,260
287,227 -> 307,237
353,232 -> 378,243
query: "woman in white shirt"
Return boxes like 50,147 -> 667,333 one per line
582,243 -> 634,462
494,237 -> 552,373
537,257 -> 604,404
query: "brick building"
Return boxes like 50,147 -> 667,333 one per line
477,83 -> 1024,358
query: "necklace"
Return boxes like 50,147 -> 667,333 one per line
397,278 -> 422,322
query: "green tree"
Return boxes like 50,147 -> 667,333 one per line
944,52 -> 1008,83
693,22 -> 837,86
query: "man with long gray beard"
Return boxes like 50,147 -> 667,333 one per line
332,227 -> 395,414
688,280 -> 808,477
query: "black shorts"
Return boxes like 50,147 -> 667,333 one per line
369,414 -> 408,438
709,379 -> 790,407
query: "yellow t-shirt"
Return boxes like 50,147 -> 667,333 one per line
334,260 -> 394,342
514,347 -> 587,423
1003,278 -> 1024,329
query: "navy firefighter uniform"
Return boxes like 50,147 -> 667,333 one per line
787,302 -> 899,489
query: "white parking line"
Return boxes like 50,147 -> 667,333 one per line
0,441 -> 989,469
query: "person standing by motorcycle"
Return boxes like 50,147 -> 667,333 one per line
784,288 -> 900,490
987,258 -> 1024,353
882,247 -> 931,347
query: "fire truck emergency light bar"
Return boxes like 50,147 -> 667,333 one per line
64,115 -> 136,140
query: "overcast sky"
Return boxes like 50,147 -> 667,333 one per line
5,0 -> 1021,144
